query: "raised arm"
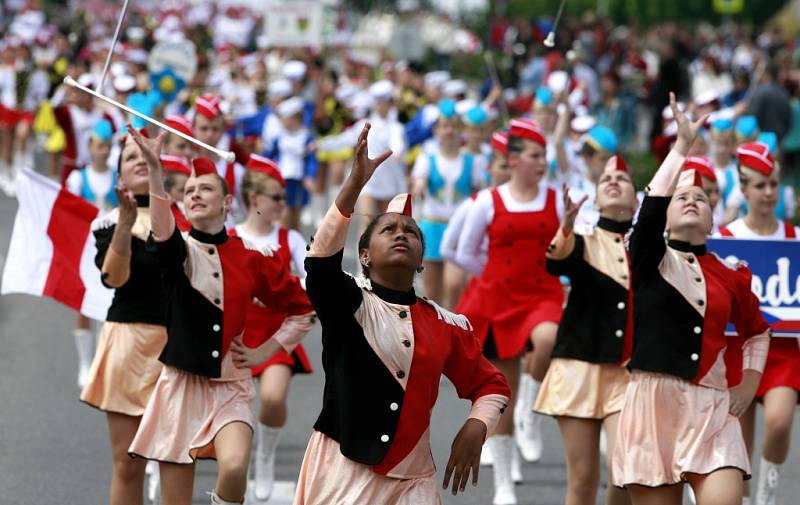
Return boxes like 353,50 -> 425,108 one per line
546,185 -> 588,277
98,188 -> 138,288
646,92 -> 707,197
126,126 -> 172,241
305,123 -> 392,321
630,93 -> 706,281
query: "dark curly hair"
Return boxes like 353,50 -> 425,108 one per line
357,213 -> 425,277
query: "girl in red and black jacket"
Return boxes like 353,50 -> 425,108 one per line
295,123 -> 510,505
124,127 -> 315,505
611,95 -> 771,505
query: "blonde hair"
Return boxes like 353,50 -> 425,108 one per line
241,170 -> 281,209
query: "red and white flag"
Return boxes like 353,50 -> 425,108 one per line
1,168 -> 112,320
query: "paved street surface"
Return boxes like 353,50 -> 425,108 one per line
0,190 -> 798,505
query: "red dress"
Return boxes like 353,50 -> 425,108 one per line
720,222 -> 800,401
230,227 -> 313,377
459,187 -> 564,359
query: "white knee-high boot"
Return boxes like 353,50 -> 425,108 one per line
515,374 -> 543,462
488,435 -> 517,505
756,457 -> 781,505
253,424 -> 281,500
74,328 -> 95,389
480,436 -> 494,466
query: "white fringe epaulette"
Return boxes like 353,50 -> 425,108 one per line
239,237 -> 277,257
90,209 -> 119,232
710,251 -> 747,271
352,272 -> 373,291
422,298 -> 473,331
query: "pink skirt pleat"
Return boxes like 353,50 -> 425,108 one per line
293,431 -> 442,505
128,366 -> 255,464
612,371 -> 750,488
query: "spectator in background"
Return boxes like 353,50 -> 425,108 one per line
748,64 -> 791,141
593,72 -> 636,149
781,79 -> 800,188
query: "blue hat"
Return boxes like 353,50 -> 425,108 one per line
757,131 -> 778,153
584,125 -> 618,153
535,86 -> 554,107
464,106 -> 487,126
91,119 -> 113,142
735,115 -> 759,139
438,99 -> 457,119
711,117 -> 733,133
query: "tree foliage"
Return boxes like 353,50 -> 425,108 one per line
504,0 -> 790,27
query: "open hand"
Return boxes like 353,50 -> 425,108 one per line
561,184 -> 588,237
442,418 -> 487,496
669,92 -> 707,155
115,186 -> 138,228
349,123 -> 392,188
126,125 -> 167,172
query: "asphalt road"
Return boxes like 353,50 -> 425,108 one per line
0,188 -> 797,505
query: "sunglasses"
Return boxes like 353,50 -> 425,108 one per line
261,193 -> 285,202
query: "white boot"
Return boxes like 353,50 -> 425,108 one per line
145,460 -> 160,504
488,435 -> 517,505
756,457 -> 781,505
209,491 -> 241,504
515,375 -> 543,462
253,424 -> 281,500
599,427 -> 607,459
74,328 -> 95,389
480,437 -> 494,466
686,485 -> 696,504
511,444 -> 523,484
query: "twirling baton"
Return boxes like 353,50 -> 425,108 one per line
544,0 -> 568,48
63,75 -> 236,163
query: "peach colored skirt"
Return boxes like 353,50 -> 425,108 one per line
534,358 -> 629,419
80,321 -> 167,416
612,371 -> 750,488
293,431 -> 442,505
128,366 -> 255,464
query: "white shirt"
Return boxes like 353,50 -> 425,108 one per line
66,166 -> 115,212
439,195 -> 486,267
412,149 -> 488,220
455,182 -> 564,276
319,113 -> 407,200
715,218 -> 799,240
276,128 -> 311,181
234,224 -> 308,283
70,106 -> 105,169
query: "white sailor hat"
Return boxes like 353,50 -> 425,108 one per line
348,92 -> 375,119
77,73 -> 97,89
268,80 -> 293,99
694,90 -> 719,107
546,70 -> 569,93
127,26 -> 146,41
369,80 -> 394,101
442,79 -> 467,98
335,84 -> 358,103
424,71 -> 451,89
570,115 -> 596,134
275,96 -> 305,118
282,60 -> 307,81
113,74 -> 137,94
662,102 -> 685,120
455,99 -> 477,116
